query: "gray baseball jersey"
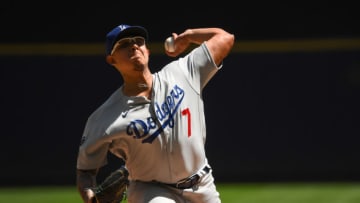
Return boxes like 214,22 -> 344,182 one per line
77,43 -> 221,184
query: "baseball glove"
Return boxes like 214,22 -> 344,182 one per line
91,166 -> 129,203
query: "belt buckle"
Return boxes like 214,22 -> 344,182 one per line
175,181 -> 184,189
176,174 -> 199,189
175,177 -> 189,189
174,165 -> 210,189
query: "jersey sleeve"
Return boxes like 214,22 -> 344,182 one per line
76,88 -> 124,170
76,113 -> 111,170
180,42 -> 222,92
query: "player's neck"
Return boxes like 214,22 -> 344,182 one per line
122,80 -> 152,98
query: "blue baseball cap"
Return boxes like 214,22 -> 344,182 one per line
105,24 -> 149,55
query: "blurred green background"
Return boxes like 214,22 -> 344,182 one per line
1,183 -> 360,203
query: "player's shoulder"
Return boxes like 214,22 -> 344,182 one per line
87,87 -> 124,121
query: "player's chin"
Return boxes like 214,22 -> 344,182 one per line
130,57 -> 145,68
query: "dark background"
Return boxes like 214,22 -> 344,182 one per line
1,2 -> 360,42
1,2 -> 360,186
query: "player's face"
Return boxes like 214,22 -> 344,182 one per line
109,36 -> 149,72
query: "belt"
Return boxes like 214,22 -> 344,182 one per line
165,165 -> 211,189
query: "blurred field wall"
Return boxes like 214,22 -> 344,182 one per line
1,42 -> 359,186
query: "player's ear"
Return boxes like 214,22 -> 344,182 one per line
106,55 -> 115,65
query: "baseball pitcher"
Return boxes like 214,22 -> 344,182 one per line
76,24 -> 235,203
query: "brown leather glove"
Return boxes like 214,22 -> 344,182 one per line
91,166 -> 129,203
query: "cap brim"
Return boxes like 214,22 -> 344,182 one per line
115,26 -> 148,41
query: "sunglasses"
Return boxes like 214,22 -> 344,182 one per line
111,36 -> 146,55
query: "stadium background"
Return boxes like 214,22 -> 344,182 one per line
1,2 -> 359,186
